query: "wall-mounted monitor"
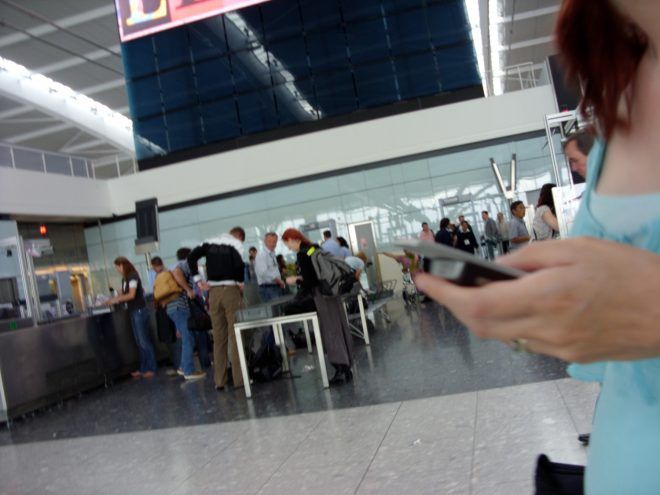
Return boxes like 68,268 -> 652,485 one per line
115,0 -> 271,42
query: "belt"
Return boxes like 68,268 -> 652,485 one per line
208,281 -> 240,287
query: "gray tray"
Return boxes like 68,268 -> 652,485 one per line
235,294 -> 295,323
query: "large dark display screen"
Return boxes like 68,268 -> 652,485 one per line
116,0 -> 271,42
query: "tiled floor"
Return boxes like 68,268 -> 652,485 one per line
0,379 -> 599,495
0,301 -> 597,494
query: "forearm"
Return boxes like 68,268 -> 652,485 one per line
172,267 -> 192,292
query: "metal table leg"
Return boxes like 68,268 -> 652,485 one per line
302,319 -> 312,354
311,315 -> 328,388
272,322 -> 289,372
357,293 -> 370,345
234,326 -> 252,399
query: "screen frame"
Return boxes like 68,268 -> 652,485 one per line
116,0 -> 271,43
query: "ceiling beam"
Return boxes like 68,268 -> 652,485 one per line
4,123 -> 72,143
495,5 -> 560,24
33,44 -> 122,76
0,78 -> 126,120
0,5 -> 116,49
62,138 -> 109,154
494,35 -> 554,52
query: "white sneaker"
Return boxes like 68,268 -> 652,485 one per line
184,371 -> 206,381
176,368 -> 184,376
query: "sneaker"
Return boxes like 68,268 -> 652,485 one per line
176,368 -> 184,376
184,371 -> 206,381
165,369 -> 178,377
142,371 -> 156,379
130,371 -> 142,378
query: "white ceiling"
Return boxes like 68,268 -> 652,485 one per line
488,0 -> 561,94
0,0 -> 130,173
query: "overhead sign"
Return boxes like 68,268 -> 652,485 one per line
115,0 -> 271,42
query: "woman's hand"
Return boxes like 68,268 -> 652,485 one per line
285,276 -> 299,285
414,237 -> 660,363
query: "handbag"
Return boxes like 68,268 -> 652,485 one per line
534,454 -> 584,495
187,297 -> 212,332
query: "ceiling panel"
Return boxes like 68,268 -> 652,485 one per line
0,1 -> 130,163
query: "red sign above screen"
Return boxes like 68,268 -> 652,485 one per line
115,0 -> 271,42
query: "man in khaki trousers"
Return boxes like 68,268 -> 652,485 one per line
188,227 -> 246,390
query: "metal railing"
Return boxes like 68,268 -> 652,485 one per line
0,142 -> 137,179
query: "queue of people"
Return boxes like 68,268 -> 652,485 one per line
105,223 -> 370,390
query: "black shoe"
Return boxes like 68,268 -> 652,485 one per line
329,365 -> 352,386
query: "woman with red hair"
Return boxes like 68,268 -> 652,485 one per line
416,1 -> 660,492
281,228 -> 354,385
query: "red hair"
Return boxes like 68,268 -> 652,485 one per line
281,228 -> 311,245
555,0 -> 648,139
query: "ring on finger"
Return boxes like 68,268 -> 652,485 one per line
510,338 -> 530,353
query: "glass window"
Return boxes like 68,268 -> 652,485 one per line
135,115 -> 169,157
306,28 -> 351,74
267,37 -> 311,80
354,61 -> 398,109
194,57 -> 235,102
122,0 -> 483,160
165,107 -> 205,151
154,29 -> 191,71
121,36 -> 157,79
159,66 -> 198,111
387,8 -> 432,57
345,18 -> 390,64
427,2 -> 469,48
12,148 -> 44,172
394,52 -> 439,99
0,145 -> 13,167
436,43 -> 480,91
261,1 -> 303,42
128,77 -> 163,119
237,89 -> 278,135
188,18 -> 228,62
299,0 -> 342,32
313,71 -> 357,117
272,78 -> 319,126
200,98 -> 241,143
44,154 -> 71,175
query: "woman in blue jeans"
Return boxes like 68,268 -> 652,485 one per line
107,257 -> 157,378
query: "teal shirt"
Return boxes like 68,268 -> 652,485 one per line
568,140 -> 660,494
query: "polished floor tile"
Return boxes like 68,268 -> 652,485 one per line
0,300 -> 581,495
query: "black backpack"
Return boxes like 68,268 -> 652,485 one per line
248,334 -> 283,383
310,249 -> 356,296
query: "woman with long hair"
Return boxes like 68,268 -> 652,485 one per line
415,1 -> 660,491
281,228 -> 353,385
532,183 -> 559,240
106,256 -> 157,378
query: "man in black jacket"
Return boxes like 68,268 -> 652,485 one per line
188,226 -> 246,390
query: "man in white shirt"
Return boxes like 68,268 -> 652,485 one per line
321,230 -> 343,257
254,232 -> 285,303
